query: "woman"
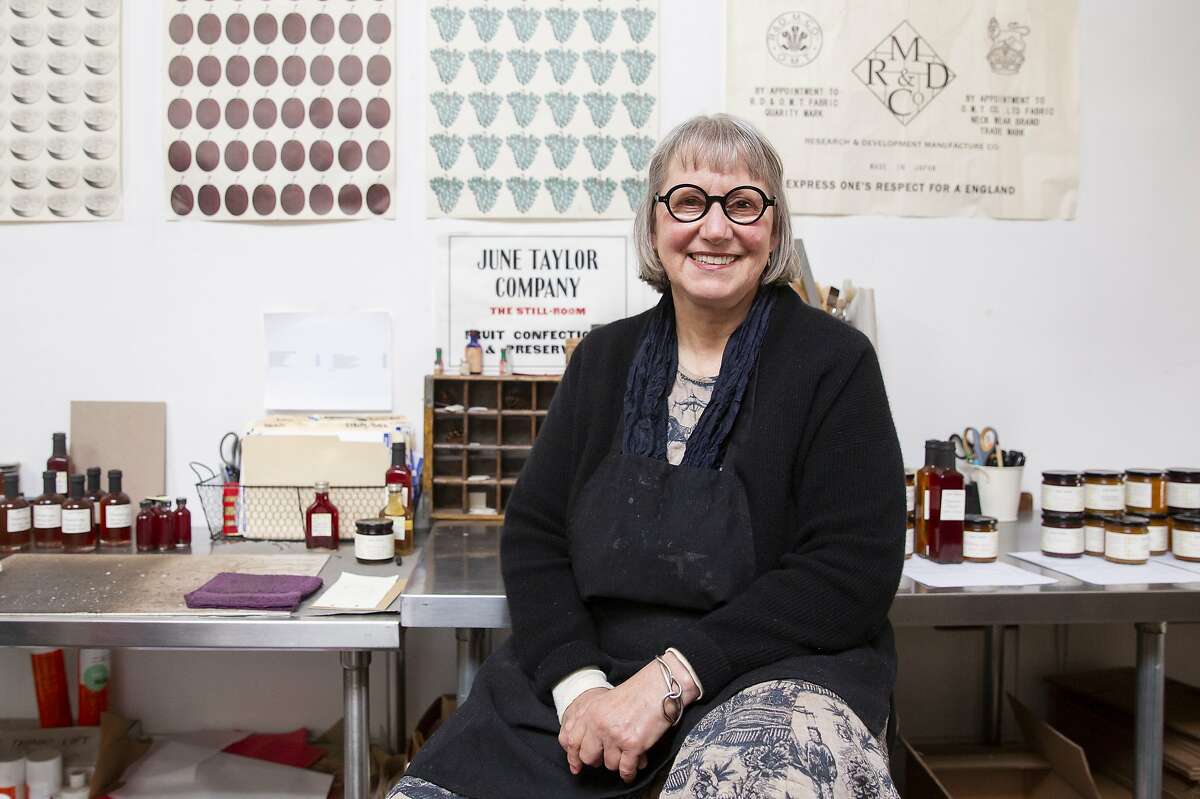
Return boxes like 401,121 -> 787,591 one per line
393,114 -> 905,798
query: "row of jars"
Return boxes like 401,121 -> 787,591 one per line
1040,468 -> 1200,563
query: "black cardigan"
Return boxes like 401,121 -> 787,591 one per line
500,285 -> 906,734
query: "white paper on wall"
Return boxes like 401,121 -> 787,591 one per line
0,0 -> 123,223
263,312 -> 392,412
425,0 -> 660,219
725,0 -> 1080,220
164,0 -> 397,221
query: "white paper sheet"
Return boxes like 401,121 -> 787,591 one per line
112,739 -> 332,799
264,312 -> 392,411
1009,551 -> 1200,586
310,571 -> 401,611
902,557 -> 1058,588
1152,553 -> 1200,576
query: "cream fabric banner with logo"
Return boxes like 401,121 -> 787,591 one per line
726,1 -> 1079,220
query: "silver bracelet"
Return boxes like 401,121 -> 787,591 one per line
653,656 -> 684,727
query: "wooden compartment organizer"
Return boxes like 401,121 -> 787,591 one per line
424,374 -> 561,521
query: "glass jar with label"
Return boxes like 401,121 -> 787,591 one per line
1145,514 -> 1169,556
1167,468 -> 1200,514
904,511 -> 913,560
354,518 -> 394,564
905,469 -> 915,516
1173,513 -> 1200,562
1083,470 -> 1124,514
1041,471 -> 1084,514
1104,514 -> 1150,565
1042,511 -> 1085,558
963,514 -> 998,563
1124,469 -> 1167,515
1083,513 -> 1107,557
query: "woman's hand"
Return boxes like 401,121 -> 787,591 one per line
558,654 -> 700,783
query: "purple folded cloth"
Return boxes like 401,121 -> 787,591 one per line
185,572 -> 324,611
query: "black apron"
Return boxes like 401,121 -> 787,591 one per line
408,395 -> 761,799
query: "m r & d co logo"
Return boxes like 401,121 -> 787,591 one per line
853,21 -> 954,125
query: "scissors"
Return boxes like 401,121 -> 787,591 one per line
961,426 -> 999,464
220,432 -> 242,483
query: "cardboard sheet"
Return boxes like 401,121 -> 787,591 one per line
1009,551 -> 1200,586
70,401 -> 166,504
903,557 -> 1058,588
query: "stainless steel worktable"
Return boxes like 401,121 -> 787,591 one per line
0,540 -> 412,799
402,521 -> 1200,799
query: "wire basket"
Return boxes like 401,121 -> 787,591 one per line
193,464 -> 388,541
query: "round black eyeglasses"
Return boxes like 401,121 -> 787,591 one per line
655,184 -> 776,225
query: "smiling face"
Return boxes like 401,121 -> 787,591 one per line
652,159 -> 777,315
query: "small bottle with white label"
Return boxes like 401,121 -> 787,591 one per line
928,442 -> 965,564
47,432 -> 70,495
0,473 -> 32,555
355,518 -> 394,564
1104,514 -> 1150,565
99,469 -> 132,549
84,467 -> 106,537
962,514 -> 998,563
61,474 -> 96,553
32,471 -> 65,551
305,481 -> 340,550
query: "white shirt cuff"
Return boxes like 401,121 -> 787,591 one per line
666,647 -> 704,701
552,667 -> 613,723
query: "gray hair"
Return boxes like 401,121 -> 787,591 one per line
633,114 -> 800,293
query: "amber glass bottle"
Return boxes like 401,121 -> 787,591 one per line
84,467 -> 106,537
47,432 -> 70,495
928,443 -> 965,564
99,469 -> 132,548
0,473 -> 32,555
914,440 -> 941,557
32,470 -> 65,551
305,481 -> 340,550
61,474 -> 96,553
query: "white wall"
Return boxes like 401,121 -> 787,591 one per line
2,0 -> 1199,744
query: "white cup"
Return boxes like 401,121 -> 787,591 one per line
963,464 -> 1025,522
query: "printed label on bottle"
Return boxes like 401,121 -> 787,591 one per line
939,490 -> 966,522
401,486 -> 409,508
905,485 -> 915,513
1084,483 -> 1124,511
1168,482 -> 1200,509
104,503 -> 132,529
386,514 -> 406,542
963,531 -> 998,559
55,471 -> 67,494
922,490 -> 930,520
1125,481 -> 1154,509
34,504 -> 62,529
1148,523 -> 1168,553
1042,526 -> 1084,555
1175,530 -> 1200,559
1085,523 -> 1106,554
1106,531 -> 1149,562
904,525 -> 913,557
355,533 -> 394,561
311,513 -> 332,537
62,508 -> 91,535
6,506 -> 31,533
1041,484 -> 1085,513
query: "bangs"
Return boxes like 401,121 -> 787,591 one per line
669,120 -> 772,184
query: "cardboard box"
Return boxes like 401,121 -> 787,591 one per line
899,694 -> 1130,798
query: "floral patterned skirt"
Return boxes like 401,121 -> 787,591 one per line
389,680 -> 898,799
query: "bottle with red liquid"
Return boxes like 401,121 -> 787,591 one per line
154,499 -> 176,551
928,442 -> 966,564
99,469 -> 132,549
0,473 -> 32,556
84,467 -> 106,538
47,432 -> 70,496
31,471 -> 65,551
386,441 -> 413,532
173,497 -> 192,551
305,481 -> 339,550
135,500 -> 155,553
61,474 -> 96,553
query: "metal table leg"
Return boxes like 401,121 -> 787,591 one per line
342,650 -> 372,799
386,629 -> 407,756
1135,622 -> 1165,799
982,625 -> 1006,745
455,628 -> 489,705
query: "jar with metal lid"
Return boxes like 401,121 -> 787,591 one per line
1172,513 -> 1200,562
1041,511 -> 1085,558
904,511 -> 914,559
1167,468 -> 1200,514
1041,471 -> 1084,514
905,469 -> 915,515
1083,470 -> 1124,514
1145,514 -> 1169,556
1104,514 -> 1150,565
963,514 -> 998,563
1125,468 -> 1167,515
1083,513 -> 1107,556
354,518 -> 394,564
